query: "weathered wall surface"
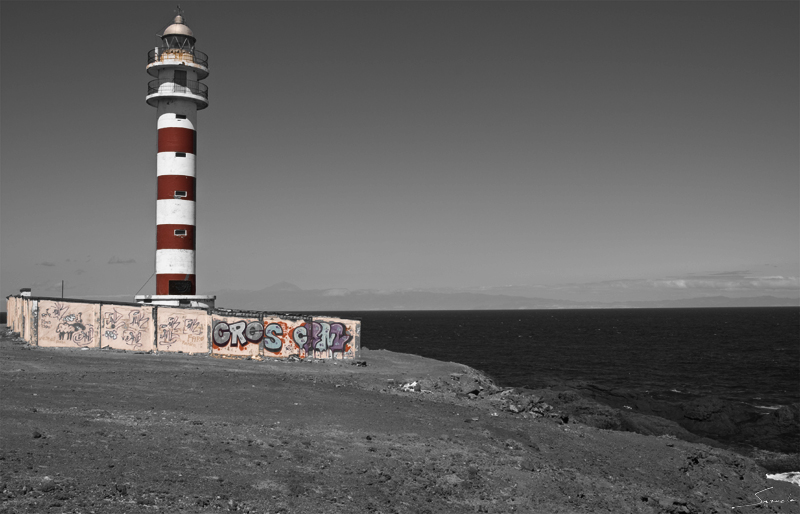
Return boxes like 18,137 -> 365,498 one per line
211,313 -> 261,357
37,300 -> 101,348
23,299 -> 32,343
101,305 -> 156,352
5,296 -> 361,361
6,297 -> 18,332
309,316 -> 360,360
156,307 -> 209,353
262,315 -> 310,358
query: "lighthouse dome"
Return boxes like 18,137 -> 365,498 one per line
162,15 -> 194,38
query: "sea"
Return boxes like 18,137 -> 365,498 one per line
329,307 -> 799,410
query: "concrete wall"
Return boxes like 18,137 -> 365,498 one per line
101,305 -> 156,352
5,295 -> 361,361
24,299 -> 34,344
6,296 -> 17,332
156,307 -> 210,353
211,312 -> 261,357
262,314 -> 310,359
37,300 -> 101,348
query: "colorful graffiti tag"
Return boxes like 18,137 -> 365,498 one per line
305,318 -> 357,360
262,316 -> 308,358
211,315 -> 260,357
212,316 -> 357,360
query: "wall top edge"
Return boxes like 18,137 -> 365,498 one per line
6,296 -> 144,307
6,296 -> 361,323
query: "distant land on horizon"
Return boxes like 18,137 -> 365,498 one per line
207,282 -> 800,312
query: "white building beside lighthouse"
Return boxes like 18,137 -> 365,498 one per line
136,12 -> 214,309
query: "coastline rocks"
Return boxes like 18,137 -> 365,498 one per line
567,383 -> 800,455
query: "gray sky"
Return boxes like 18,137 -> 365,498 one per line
2,1 -> 798,303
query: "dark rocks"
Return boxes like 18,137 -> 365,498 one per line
619,412 -> 699,441
459,377 -> 482,395
567,383 -> 800,454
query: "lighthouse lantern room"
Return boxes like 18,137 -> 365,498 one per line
136,10 -> 215,309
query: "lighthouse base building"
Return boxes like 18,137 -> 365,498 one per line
135,12 -> 215,310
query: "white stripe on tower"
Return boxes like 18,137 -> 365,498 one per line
156,249 -> 195,274
157,153 -> 196,177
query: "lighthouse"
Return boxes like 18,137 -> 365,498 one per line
136,11 -> 215,309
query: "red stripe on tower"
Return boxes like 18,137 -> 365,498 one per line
158,127 -> 196,154
157,175 -> 196,201
157,224 -> 195,250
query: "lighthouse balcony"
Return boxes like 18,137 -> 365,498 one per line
146,79 -> 209,109
147,48 -> 209,79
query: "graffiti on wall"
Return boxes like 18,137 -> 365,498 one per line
156,307 -> 208,353
255,317 -> 357,359
211,315 -> 260,356
12,297 -> 360,359
101,305 -> 154,351
38,300 -> 98,347
305,318 -> 357,359
261,316 -> 308,358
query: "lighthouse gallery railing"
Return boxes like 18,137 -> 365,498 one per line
147,48 -> 209,68
147,78 -> 208,100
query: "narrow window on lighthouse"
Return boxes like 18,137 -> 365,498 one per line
175,152 -> 186,157
174,191 -> 187,198
174,229 -> 187,237
174,70 -> 187,89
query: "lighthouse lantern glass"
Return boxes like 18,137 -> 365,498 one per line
163,35 -> 194,51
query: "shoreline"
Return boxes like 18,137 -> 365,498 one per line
1,327 -> 798,512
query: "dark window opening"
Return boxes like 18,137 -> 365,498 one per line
176,114 -> 187,119
174,191 -> 187,198
169,280 -> 193,295
174,70 -> 187,87
175,152 -> 186,157
174,229 -> 187,236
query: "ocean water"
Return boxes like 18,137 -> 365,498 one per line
336,308 -> 799,408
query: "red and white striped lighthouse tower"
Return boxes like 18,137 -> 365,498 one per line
136,10 -> 214,309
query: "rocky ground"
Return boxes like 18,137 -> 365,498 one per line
1,327 -> 797,513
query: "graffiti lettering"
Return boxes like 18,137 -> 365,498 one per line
213,320 -> 263,347
185,318 -> 202,335
245,321 -> 264,342
159,316 -> 182,348
213,322 -> 230,346
308,322 -> 352,359
129,310 -> 149,330
263,323 -> 283,351
122,330 -> 143,349
72,325 -> 94,345
104,309 -> 123,329
104,330 -> 118,340
42,302 -> 68,320
292,326 -> 308,346
229,321 -> 247,346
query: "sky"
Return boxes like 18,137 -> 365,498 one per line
1,1 -> 798,304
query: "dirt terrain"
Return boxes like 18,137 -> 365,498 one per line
1,327 -> 797,513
